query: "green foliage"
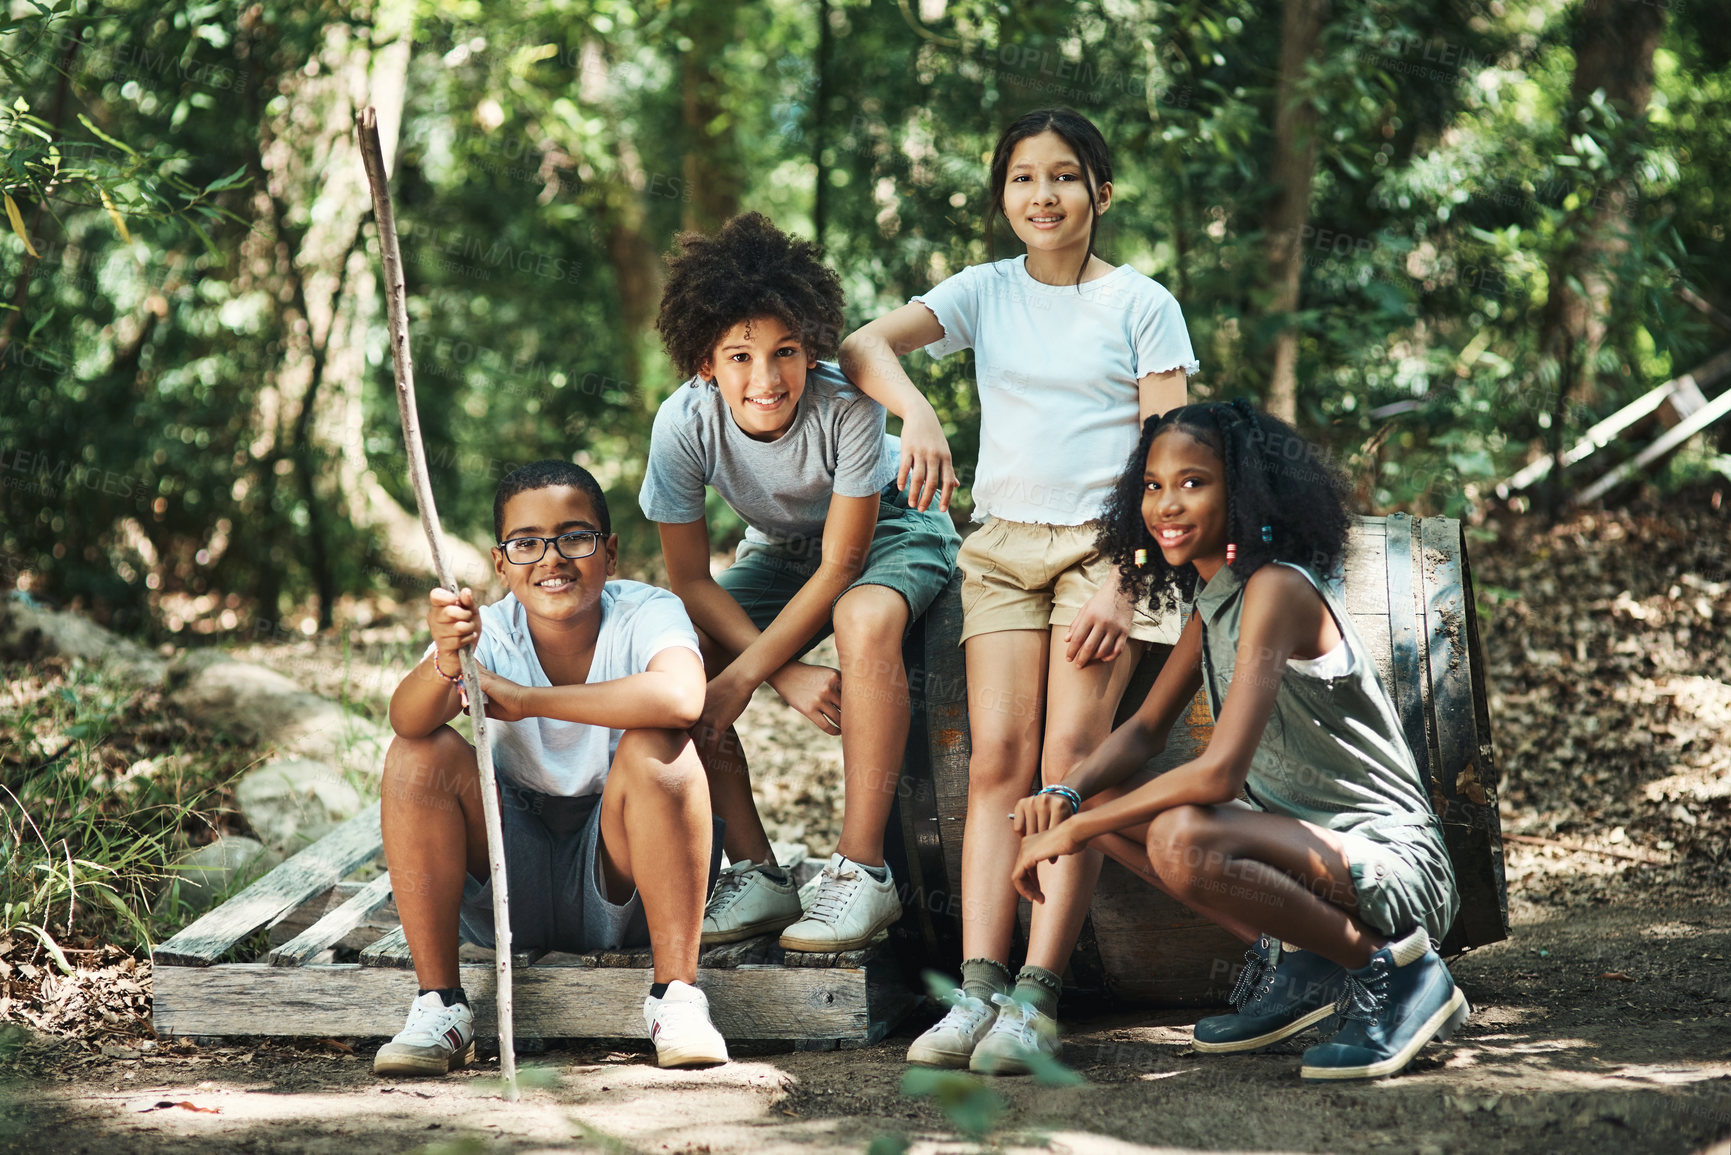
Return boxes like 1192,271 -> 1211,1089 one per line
0,659 -> 240,952
2,0 -> 1729,634
900,1066 -> 1005,1140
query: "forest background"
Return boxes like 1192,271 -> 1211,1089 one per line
2,0 -> 1727,642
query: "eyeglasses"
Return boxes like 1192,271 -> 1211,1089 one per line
497,530 -> 602,565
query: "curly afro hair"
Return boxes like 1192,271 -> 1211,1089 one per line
654,212 -> 846,381
1097,400 -> 1354,616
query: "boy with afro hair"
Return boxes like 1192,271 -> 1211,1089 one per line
640,212 -> 961,952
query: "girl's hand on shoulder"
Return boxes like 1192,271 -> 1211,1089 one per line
1011,792 -> 1076,837
767,661 -> 842,736
898,406 -> 958,514
1010,821 -> 1083,903
1065,577 -> 1131,667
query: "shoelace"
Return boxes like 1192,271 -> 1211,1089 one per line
933,991 -> 991,1036
803,865 -> 862,924
986,992 -> 1044,1047
400,1000 -> 465,1045
654,998 -> 708,1033
704,861 -> 758,916
1228,943 -> 1275,1010
1322,958 -> 1389,1038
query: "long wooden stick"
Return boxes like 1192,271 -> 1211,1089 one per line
355,106 -> 518,1100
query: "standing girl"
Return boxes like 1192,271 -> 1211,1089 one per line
1011,402 -> 1466,1081
840,108 -> 1197,1072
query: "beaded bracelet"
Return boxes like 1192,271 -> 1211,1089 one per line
432,653 -> 464,686
1036,784 -> 1082,815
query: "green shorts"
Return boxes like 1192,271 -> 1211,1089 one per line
719,485 -> 960,652
1337,824 -> 1459,947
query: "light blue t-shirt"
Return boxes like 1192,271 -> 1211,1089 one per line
425,580 -> 700,797
914,257 -> 1197,525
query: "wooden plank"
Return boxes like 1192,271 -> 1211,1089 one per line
359,925 -> 411,968
1088,857 -> 1243,1006
152,960 -> 897,1042
1344,517 -> 1389,617
1421,519 -> 1509,951
537,933 -> 783,972
268,881 -> 399,951
356,924 -> 542,972
1576,378 -> 1731,504
886,573 -> 969,966
1382,515 -> 1433,792
153,806 -> 383,967
1495,347 -> 1731,497
266,875 -> 394,967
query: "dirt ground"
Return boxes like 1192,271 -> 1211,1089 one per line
1,880 -> 1729,1154
3,495 -> 1731,1153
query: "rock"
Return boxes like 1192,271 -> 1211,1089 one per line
166,650 -> 388,776
0,595 -> 167,685
235,759 -> 365,854
158,837 -> 282,916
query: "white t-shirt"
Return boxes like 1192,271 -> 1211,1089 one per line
424,580 -> 701,797
638,362 -> 899,544
913,256 -> 1198,525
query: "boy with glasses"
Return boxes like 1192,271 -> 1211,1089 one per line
374,460 -> 728,1075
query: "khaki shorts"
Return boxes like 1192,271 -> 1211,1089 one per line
956,518 -> 1179,646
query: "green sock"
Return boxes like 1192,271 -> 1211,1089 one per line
1013,965 -> 1063,1019
959,957 -> 1013,1005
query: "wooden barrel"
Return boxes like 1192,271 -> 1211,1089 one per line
884,514 -> 1507,1005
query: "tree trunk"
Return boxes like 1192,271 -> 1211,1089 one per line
250,1 -> 490,598
1262,0 -> 1329,425
813,0 -> 832,248
1537,0 -> 1665,513
678,1 -> 745,234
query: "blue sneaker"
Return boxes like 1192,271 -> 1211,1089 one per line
1299,928 -> 1470,1080
1193,936 -> 1347,1053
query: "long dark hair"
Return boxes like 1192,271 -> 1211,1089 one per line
988,108 -> 1113,287
1097,401 -> 1353,615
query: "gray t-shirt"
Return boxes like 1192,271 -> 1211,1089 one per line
639,361 -> 899,544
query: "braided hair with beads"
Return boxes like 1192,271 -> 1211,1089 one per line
1095,400 -> 1353,618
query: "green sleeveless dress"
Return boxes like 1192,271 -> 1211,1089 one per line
1192,561 -> 1459,943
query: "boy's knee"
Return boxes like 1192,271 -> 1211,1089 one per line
832,588 -> 908,655
614,728 -> 703,790
383,726 -> 476,795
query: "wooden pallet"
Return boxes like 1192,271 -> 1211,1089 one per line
151,805 -> 915,1046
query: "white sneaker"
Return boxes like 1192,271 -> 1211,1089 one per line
777,853 -> 902,952
643,980 -> 729,1068
373,992 -> 475,1076
906,990 -> 998,1068
969,992 -> 1059,1075
701,859 -> 803,945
